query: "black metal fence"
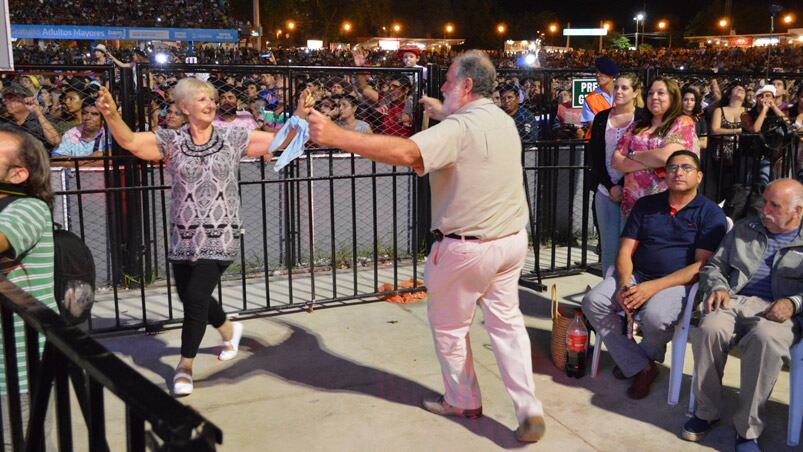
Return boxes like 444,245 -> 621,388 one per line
5,62 -> 801,335
0,275 -> 222,450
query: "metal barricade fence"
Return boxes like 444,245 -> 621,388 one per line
519,140 -> 594,291
28,62 -> 803,335
0,275 -> 222,450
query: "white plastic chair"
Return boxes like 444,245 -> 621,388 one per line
588,267 -> 697,406
788,340 -> 802,446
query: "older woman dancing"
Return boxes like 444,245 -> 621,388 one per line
96,78 -> 309,396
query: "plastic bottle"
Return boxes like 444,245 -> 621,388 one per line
565,310 -> 588,378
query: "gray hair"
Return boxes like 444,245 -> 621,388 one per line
172,77 -> 217,111
452,50 -> 496,99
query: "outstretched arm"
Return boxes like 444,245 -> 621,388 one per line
95,86 -> 161,161
308,110 -> 423,171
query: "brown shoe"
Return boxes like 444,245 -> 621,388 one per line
515,415 -> 546,442
626,361 -> 658,399
422,396 -> 482,419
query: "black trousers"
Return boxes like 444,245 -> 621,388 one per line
172,261 -> 229,358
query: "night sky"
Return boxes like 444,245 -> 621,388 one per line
237,0 -> 800,48
494,0 -> 798,33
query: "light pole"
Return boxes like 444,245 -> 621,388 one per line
657,20 -> 671,48
633,13 -> 644,50
548,23 -> 558,47
599,21 -> 610,52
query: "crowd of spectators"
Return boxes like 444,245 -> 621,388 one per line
11,43 -> 803,73
9,0 -> 234,29
2,43 -> 801,175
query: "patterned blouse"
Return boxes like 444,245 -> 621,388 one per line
616,115 -> 699,218
155,126 -> 252,263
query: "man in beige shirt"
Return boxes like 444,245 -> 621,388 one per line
308,50 -> 545,443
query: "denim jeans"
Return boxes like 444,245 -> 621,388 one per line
594,188 -> 622,274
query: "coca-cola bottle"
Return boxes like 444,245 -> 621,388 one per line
565,310 -> 588,378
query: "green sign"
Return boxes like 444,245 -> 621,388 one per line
572,78 -> 599,109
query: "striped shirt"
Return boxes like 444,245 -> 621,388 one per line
739,228 -> 799,301
0,197 -> 55,393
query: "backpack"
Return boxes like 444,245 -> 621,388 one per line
0,195 -> 95,325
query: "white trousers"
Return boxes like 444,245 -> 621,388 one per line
424,229 -> 544,422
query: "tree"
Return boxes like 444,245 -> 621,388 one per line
606,33 -> 631,51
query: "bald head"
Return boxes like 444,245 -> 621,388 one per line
761,178 -> 803,234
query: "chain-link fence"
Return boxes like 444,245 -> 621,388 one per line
0,65 -> 117,156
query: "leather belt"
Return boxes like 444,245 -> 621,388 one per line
432,229 -> 480,242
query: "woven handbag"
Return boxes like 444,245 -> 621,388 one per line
550,284 -> 576,370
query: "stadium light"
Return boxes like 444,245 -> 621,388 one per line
154,53 -> 169,64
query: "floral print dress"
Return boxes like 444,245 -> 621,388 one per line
616,115 -> 699,218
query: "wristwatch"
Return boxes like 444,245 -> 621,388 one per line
626,151 -> 636,161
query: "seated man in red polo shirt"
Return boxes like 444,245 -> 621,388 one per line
582,150 -> 728,399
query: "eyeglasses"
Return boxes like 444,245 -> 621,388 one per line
665,163 -> 698,174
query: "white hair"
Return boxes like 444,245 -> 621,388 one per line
172,77 -> 217,111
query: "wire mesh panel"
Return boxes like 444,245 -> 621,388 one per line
0,65 -> 117,155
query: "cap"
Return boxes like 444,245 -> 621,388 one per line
21,75 -> 40,91
94,44 -> 107,53
755,84 -> 777,97
397,45 -> 421,59
594,56 -> 620,77
2,82 -> 33,98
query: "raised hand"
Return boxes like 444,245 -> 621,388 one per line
294,88 -> 315,119
352,47 -> 366,67
94,86 -> 118,117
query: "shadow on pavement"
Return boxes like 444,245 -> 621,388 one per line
119,320 -> 529,449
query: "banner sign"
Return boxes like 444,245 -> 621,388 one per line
563,28 -> 608,36
11,25 -> 239,42
572,78 -> 598,109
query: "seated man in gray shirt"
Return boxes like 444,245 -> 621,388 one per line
682,179 -> 803,452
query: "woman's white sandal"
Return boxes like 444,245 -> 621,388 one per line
173,370 -> 193,397
218,322 -> 243,361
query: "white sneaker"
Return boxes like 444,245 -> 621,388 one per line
218,322 -> 243,361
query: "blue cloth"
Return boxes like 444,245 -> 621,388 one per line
271,116 -> 309,172
622,191 -> 728,282
739,229 -> 798,300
